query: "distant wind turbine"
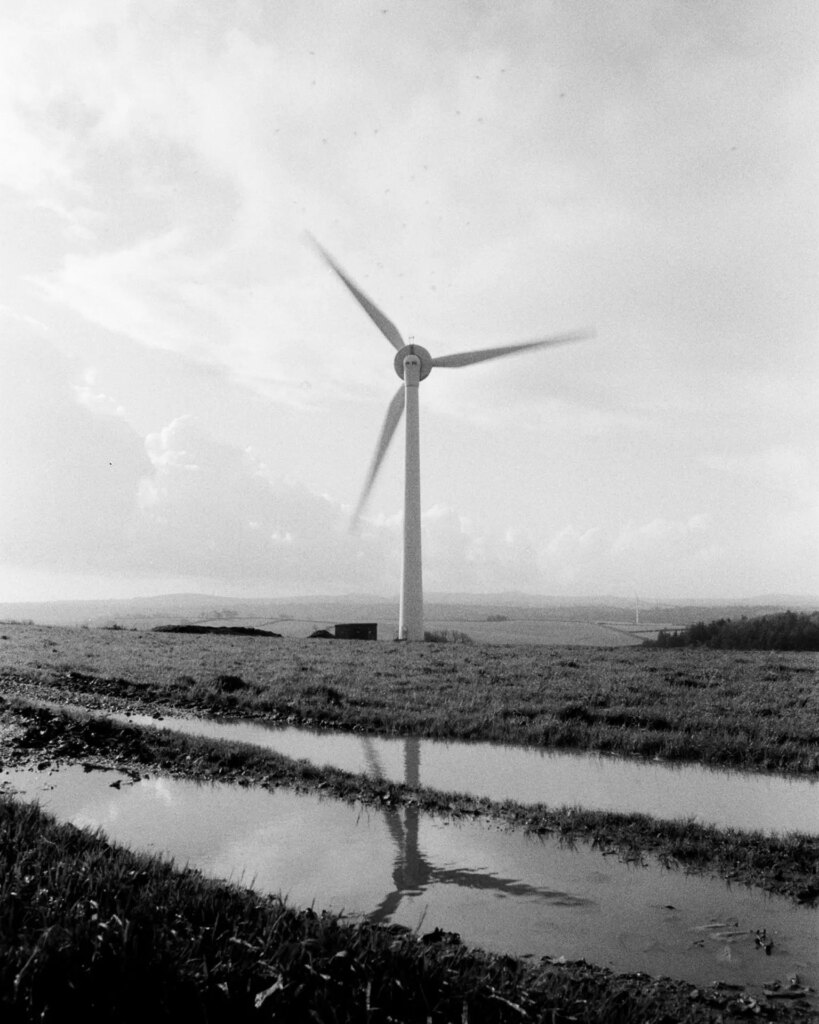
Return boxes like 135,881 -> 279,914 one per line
311,237 -> 593,641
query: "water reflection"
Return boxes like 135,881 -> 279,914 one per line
118,712 -> 818,835
362,738 -> 588,924
2,764 -> 816,999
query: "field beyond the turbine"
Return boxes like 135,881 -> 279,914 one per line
1,625 -> 816,775
208,616 -> 649,646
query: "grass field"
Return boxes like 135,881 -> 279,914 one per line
204,615 -> 649,645
1,623 -> 816,773
2,624 -> 818,1021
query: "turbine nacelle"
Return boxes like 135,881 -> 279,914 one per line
394,344 -> 432,381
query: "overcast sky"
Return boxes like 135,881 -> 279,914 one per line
0,0 -> 816,604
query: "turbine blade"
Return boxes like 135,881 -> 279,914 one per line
351,385 -> 405,530
430,329 -> 594,369
308,234 -> 405,352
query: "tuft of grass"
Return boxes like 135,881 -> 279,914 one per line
424,630 -> 475,644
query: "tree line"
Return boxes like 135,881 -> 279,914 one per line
648,610 -> 819,651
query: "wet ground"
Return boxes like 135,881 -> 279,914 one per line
3,762 -> 817,1005
120,711 -> 819,835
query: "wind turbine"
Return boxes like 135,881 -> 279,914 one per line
311,237 -> 592,641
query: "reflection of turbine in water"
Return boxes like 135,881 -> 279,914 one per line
360,737 -> 586,925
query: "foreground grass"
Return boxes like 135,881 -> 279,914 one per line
0,624 -> 816,774
4,702 -> 818,905
2,794 -> 816,1024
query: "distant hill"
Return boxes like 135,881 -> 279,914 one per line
0,592 -> 815,631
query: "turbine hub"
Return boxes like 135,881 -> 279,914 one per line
394,343 -> 432,381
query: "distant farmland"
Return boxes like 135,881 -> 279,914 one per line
198,616 -> 654,645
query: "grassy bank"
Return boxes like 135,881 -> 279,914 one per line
0,624 -> 816,774
4,701 -> 818,905
2,792 -> 817,1024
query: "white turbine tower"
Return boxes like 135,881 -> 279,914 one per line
312,238 -> 592,641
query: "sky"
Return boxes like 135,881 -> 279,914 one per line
0,0 -> 817,604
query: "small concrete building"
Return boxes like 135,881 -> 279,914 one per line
334,622 -> 378,640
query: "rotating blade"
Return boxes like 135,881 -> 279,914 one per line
351,385 -> 405,530
430,329 -> 593,369
308,235 -> 405,352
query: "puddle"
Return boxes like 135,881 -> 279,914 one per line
2,764 -> 816,1001
119,713 -> 818,835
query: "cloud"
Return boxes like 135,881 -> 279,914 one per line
72,367 -> 126,417
0,332 -> 814,599
611,514 -> 710,555
0,331 -> 151,570
0,2 -> 816,603
0,332 -> 556,596
119,414 -> 406,592
43,232 -> 221,359
537,516 -> 721,595
5,0 -> 815,390
135,415 -> 335,577
0,332 -> 393,591
704,448 -> 818,505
